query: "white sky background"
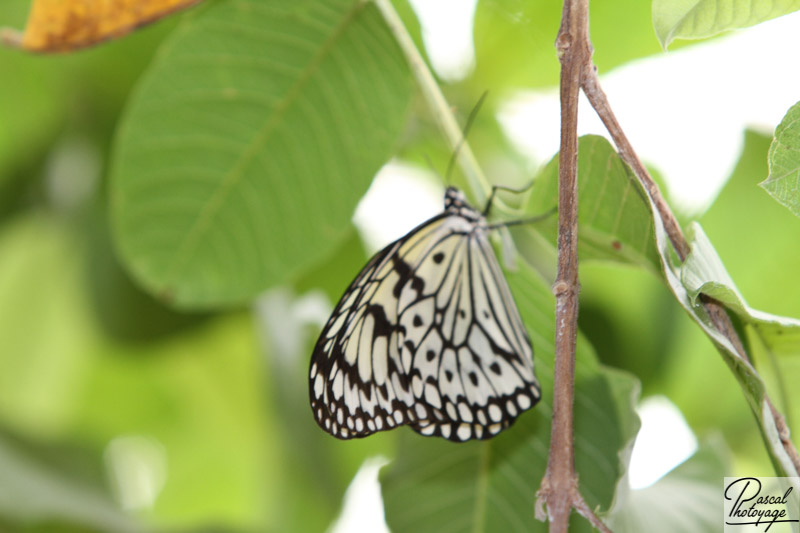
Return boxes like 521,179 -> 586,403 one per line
339,5 -> 800,533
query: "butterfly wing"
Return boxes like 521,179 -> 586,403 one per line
309,214 -> 450,439
309,209 -> 540,441
398,225 -> 541,441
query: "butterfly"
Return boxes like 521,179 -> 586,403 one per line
309,187 -> 541,441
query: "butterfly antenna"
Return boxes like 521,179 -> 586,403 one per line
487,205 -> 558,229
444,91 -> 489,186
482,181 -> 536,216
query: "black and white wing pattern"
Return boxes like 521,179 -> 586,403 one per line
309,187 -> 541,441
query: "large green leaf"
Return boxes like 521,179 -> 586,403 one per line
381,261 -> 641,533
111,0 -> 413,308
761,101 -> 800,218
636,153 -> 797,477
653,0 -> 800,49
523,135 -> 660,273
577,263 -> 679,390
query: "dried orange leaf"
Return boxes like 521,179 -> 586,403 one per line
1,0 -> 202,52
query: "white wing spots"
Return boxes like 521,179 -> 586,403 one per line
424,382 -> 443,409
309,189 -> 541,442
517,393 -> 532,410
506,400 -> 518,417
314,374 -> 324,398
412,375 -> 423,397
332,369 -> 344,399
457,402 -> 474,422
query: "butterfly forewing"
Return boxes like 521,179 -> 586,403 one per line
309,188 -> 540,441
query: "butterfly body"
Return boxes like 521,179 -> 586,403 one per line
309,187 -> 540,441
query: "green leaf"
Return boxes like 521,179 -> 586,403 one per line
653,0 -> 800,49
524,135 -> 660,273
761,101 -> 800,218
86,205 -> 211,341
577,263 -> 679,389
607,437 -> 729,533
381,261 -> 640,533
682,222 -> 800,358
636,160 -> 796,476
111,0 -> 413,308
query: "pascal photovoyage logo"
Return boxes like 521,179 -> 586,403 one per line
724,477 -> 800,532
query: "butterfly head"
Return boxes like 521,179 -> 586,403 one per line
444,187 -> 484,223
444,187 -> 468,210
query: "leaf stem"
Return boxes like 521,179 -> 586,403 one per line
371,0 -> 491,204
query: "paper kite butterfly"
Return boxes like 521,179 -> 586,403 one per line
309,187 -> 541,442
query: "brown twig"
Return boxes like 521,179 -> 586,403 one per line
535,0 -> 611,531
541,0 -> 800,528
581,49 -> 800,479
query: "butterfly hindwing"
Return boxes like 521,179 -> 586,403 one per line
309,188 -> 541,441
309,216 -> 449,438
